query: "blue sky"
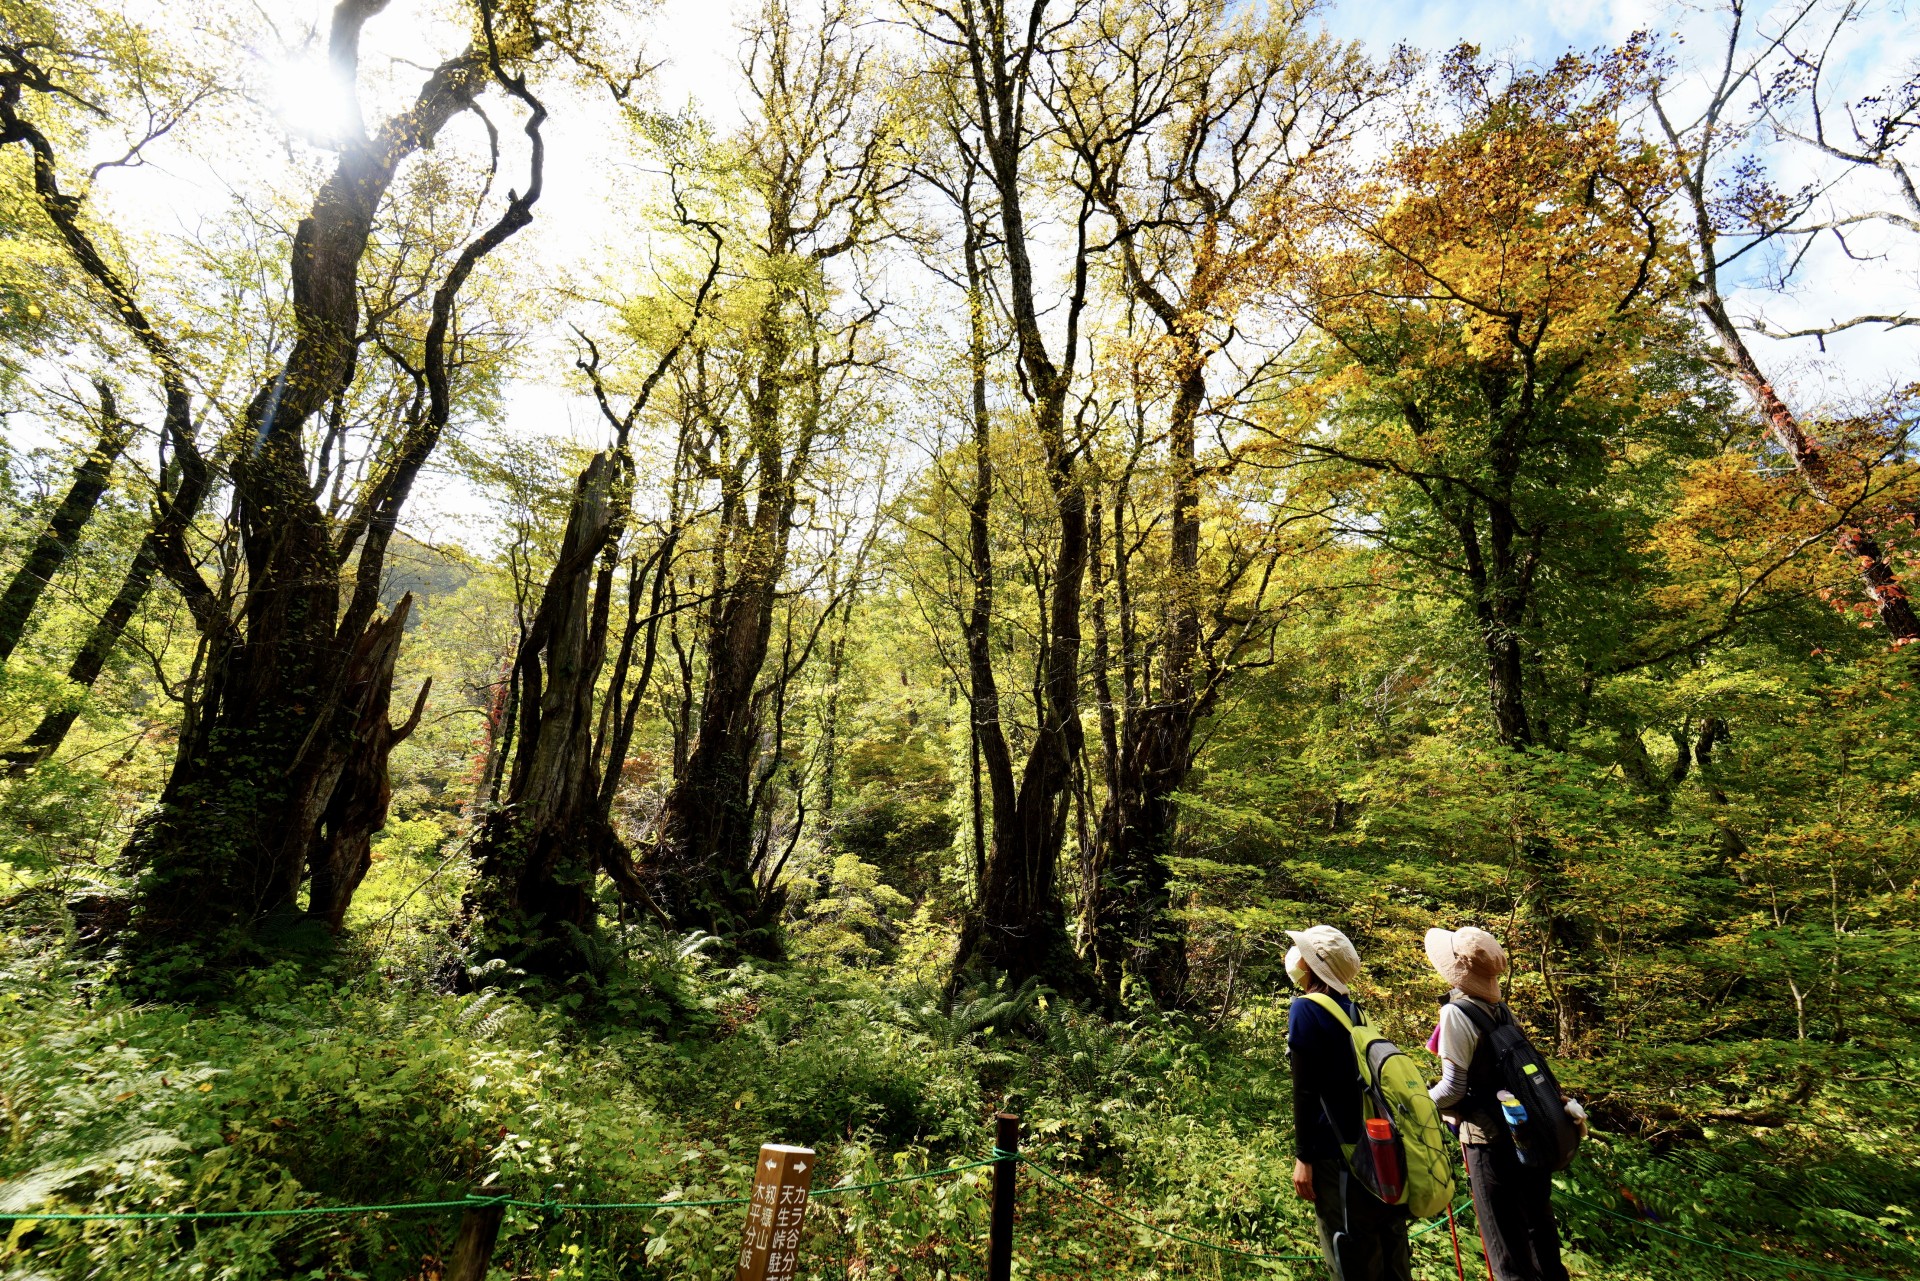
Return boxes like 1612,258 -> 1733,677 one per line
1323,0 -> 1660,56
1310,0 -> 1920,400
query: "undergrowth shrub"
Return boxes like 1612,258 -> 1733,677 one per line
2,922 -> 1912,1279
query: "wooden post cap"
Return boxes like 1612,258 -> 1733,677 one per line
735,1143 -> 815,1281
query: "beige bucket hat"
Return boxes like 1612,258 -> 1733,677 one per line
1285,925 -> 1361,995
1424,926 -> 1507,1003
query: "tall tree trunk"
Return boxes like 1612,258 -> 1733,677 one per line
642,295 -> 800,951
120,9 -> 540,972
634,1 -> 887,953
645,491 -> 793,952
940,1 -> 1099,996
950,210 -> 1025,981
307,595 -> 431,930
464,453 -> 628,981
464,240 -> 711,968
1484,625 -> 1532,748
1451,484 -> 1536,749
0,383 -> 133,666
1681,201 -> 1920,641
959,446 -> 1088,989
1083,492 -> 1121,960
1087,366 -> 1203,1005
958,220 -> 1006,905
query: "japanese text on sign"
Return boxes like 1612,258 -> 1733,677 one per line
735,1144 -> 813,1281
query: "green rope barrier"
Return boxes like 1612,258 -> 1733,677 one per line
2,1196 -> 504,1223
810,1154 -> 1007,1198
1019,1153 -> 1472,1262
1562,1191 -> 1899,1281
24,1145 -> 1896,1281
510,1194 -> 749,1212
3,1153 -> 1014,1224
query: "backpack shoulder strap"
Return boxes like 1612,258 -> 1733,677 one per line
1303,992 -> 1354,1030
1451,997 -> 1500,1037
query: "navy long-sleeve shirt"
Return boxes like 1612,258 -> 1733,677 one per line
1287,992 -> 1363,1162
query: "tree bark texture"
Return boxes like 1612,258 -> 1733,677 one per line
464,454 -> 628,981
0,384 -> 134,666
307,595 -> 431,931
118,12 -> 523,969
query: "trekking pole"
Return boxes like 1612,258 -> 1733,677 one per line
1446,1204 -> 1466,1281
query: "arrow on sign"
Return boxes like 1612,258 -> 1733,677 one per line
765,1159 -> 778,1170
793,1162 -> 807,1172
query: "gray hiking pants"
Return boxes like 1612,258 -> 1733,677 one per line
1309,1159 -> 1413,1281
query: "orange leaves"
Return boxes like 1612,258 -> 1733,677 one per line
1285,45 -> 1684,398
1648,444 -> 1920,631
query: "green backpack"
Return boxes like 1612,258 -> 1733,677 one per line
1304,993 -> 1457,1218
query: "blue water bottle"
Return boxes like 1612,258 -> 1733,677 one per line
1497,1089 -> 1532,1153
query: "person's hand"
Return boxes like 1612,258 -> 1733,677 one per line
1292,1159 -> 1316,1202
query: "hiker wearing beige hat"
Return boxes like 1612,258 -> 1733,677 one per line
1423,927 -> 1578,1281
1285,925 -> 1412,1281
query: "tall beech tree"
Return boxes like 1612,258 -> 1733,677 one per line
638,0 -> 900,954
117,0 -> 548,971
905,0 -> 1108,994
1287,46 -> 1691,749
1283,48 -> 1730,1047
1053,0 -> 1385,1002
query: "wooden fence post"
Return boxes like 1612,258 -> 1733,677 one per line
448,1191 -> 504,1281
735,1143 -> 815,1281
988,1112 -> 1020,1281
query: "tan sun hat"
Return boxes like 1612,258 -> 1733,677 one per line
1285,925 -> 1361,995
1424,926 -> 1507,1003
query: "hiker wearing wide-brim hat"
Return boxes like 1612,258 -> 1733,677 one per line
1424,927 -> 1582,1281
1285,926 -> 1412,1281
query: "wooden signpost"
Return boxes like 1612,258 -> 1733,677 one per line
735,1143 -> 815,1281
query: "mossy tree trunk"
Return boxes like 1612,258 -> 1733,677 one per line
116,3 -> 544,977
463,453 -> 630,982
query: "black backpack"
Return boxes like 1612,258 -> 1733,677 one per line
1454,1000 -> 1581,1171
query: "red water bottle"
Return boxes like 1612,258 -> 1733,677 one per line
1364,1117 -> 1403,1202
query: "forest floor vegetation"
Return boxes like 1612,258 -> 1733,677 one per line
1,896 -> 1912,1280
